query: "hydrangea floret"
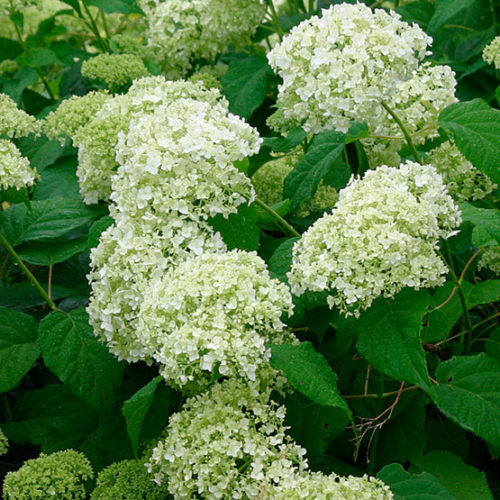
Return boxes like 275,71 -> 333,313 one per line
0,139 -> 38,190
0,427 -> 8,456
483,36 -> 500,69
81,53 -> 151,90
0,93 -> 41,138
140,0 -> 266,77
426,140 -> 497,202
478,246 -> 500,275
267,3 -> 432,134
43,91 -> 111,144
136,250 -> 295,390
288,161 -> 461,315
3,450 -> 93,500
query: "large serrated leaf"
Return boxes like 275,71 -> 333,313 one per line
459,203 -> 500,247
86,0 -> 143,14
354,289 -> 433,391
432,353 -> 500,447
38,308 -> 126,410
427,0 -> 475,32
0,307 -> 40,392
17,238 -> 87,266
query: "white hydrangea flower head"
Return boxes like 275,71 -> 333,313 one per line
0,139 -> 38,190
483,36 -> 500,69
73,77 -> 223,204
269,471 -> 393,499
136,250 -> 295,391
140,0 -> 266,77
0,0 -> 37,15
251,151 -> 338,217
112,96 -> 260,223
267,3 -> 432,134
0,93 -> 41,138
43,91 -> 111,144
426,141 -> 497,202
288,161 -> 461,316
87,218 -> 226,362
81,53 -> 151,90
146,378 -> 308,499
478,246 -> 500,275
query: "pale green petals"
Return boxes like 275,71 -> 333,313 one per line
483,36 -> 500,69
0,427 -> 8,456
0,93 -> 41,138
43,91 -> 111,144
478,246 -> 500,275
0,139 -> 38,190
81,53 -> 151,90
288,161 -> 461,316
426,141 -> 497,202
137,250 -> 294,391
3,450 -> 93,500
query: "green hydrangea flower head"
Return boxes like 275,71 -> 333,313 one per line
483,36 -> 500,69
140,0 -> 266,77
3,450 -> 93,500
0,93 -> 41,138
91,459 -> 169,500
426,140 -> 497,202
267,2 -> 432,134
0,139 -> 38,190
0,60 -> 19,76
137,249 -> 295,391
478,246 -> 500,275
146,377 -> 308,499
288,161 -> 461,316
82,53 -> 151,90
0,0 -> 37,15
0,427 -> 8,456
43,91 -> 111,144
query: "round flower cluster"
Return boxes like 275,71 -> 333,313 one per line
81,53 -> 151,91
0,139 -> 38,190
0,427 -> 8,456
478,246 -> 500,275
43,91 -> 111,144
146,378 -> 308,499
3,450 -> 93,500
91,459 -> 169,500
136,250 -> 294,390
426,140 -> 497,202
88,218 -> 226,362
483,36 -> 500,69
140,0 -> 266,77
112,96 -> 260,223
73,77 -> 223,204
288,161 -> 461,315
267,3 -> 431,134
0,0 -> 37,15
251,151 -> 338,217
0,59 -> 18,76
0,93 -> 40,138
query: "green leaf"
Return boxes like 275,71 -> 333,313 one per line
0,307 -> 40,393
459,203 -> 500,247
0,282 -> 79,309
0,198 -> 105,247
439,100 -> 500,183
283,129 -> 348,212
425,417 -> 470,460
354,289 -> 433,391
38,308 -> 126,410
428,0 -> 475,32
396,0 -> 434,29
88,216 -> 114,248
467,279 -> 500,307
268,237 -> 299,283
17,135 -> 66,172
222,55 -> 274,119
415,451 -> 493,500
209,204 -> 260,251
33,158 -> 82,200
432,353 -> 500,447
122,376 -> 166,456
24,47 -> 62,67
262,127 -> 308,153
86,0 -> 143,14
60,0 -> 81,14
269,342 -> 351,415
3,384 -> 98,452
0,37 -> 23,62
17,238 -> 87,266
377,463 -> 454,500
485,328 -> 500,362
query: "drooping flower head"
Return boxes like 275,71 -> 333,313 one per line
483,36 -> 500,69
0,93 -> 41,138
0,139 -> 38,190
267,3 -> 432,134
3,450 -> 93,500
140,0 -> 266,77
137,250 -> 295,391
288,161 -> 461,315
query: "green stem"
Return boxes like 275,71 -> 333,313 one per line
254,198 -> 301,238
0,231 -> 57,311
267,0 -> 284,40
380,101 -> 423,165
81,0 -> 108,52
